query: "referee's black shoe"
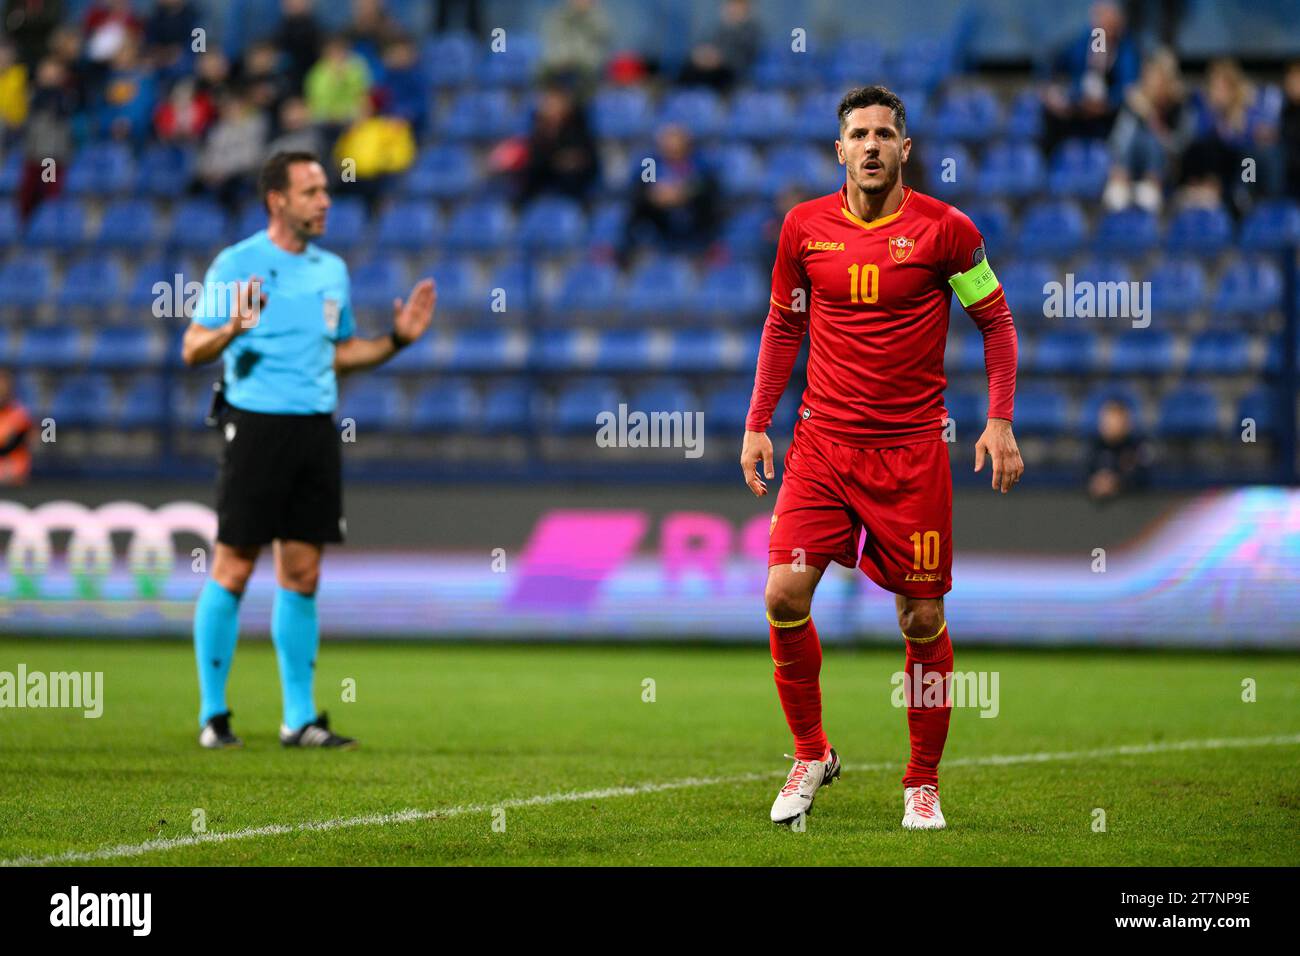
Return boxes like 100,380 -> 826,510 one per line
280,712 -> 358,749
198,711 -> 243,749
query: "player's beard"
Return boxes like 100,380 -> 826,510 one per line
292,210 -> 326,241
855,155 -> 898,195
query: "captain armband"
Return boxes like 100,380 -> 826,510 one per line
948,257 -> 999,308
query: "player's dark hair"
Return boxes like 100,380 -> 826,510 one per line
259,150 -> 323,213
837,85 -> 906,138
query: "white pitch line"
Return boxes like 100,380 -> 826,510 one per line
3,733 -> 1297,867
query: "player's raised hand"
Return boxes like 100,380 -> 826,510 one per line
741,430 -> 775,497
231,276 -> 266,333
974,418 -> 1024,493
392,278 -> 437,344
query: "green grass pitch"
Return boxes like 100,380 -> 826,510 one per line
1,638 -> 1297,866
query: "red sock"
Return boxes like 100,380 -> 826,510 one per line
770,616 -> 829,760
902,622 -> 954,789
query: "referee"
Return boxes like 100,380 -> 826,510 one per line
181,151 -> 435,748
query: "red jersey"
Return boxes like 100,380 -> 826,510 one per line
746,185 -> 1018,448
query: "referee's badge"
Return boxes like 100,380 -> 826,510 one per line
322,297 -> 341,335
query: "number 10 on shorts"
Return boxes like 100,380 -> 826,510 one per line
910,530 -> 941,570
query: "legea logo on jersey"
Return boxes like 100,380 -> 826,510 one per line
806,240 -> 846,251
888,235 -> 915,263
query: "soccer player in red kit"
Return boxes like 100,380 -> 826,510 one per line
741,86 -> 1023,830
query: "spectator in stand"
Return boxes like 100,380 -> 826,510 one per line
304,36 -> 372,139
374,38 -> 428,137
153,74 -> 215,143
540,0 -> 611,88
436,0 -> 482,36
0,41 -> 28,140
347,0 -> 404,79
1180,58 -> 1283,214
1041,1 -> 1140,155
680,0 -> 762,92
621,123 -> 718,263
4,0 -> 65,74
195,87 -> 268,210
275,0 -> 324,91
332,97 -> 415,209
194,49 -> 231,101
1282,60 -> 1300,202
81,0 -> 143,97
94,33 -> 157,141
18,56 -> 73,220
1086,399 -> 1152,502
267,95 -> 323,158
1103,47 -> 1193,213
517,78 -> 599,206
238,40 -> 292,117
0,370 -> 33,487
144,0 -> 200,86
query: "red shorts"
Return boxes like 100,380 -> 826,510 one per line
768,422 -> 953,598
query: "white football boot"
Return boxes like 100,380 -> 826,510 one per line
770,747 -> 840,824
902,784 -> 946,829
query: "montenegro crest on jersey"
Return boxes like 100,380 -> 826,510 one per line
888,235 -> 915,264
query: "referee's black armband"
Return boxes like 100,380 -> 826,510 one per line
389,329 -> 411,351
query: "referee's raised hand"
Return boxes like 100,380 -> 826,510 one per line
392,278 -> 437,344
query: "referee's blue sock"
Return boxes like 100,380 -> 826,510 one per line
272,587 -> 319,732
194,579 -> 241,726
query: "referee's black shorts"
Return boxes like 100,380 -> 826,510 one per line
215,405 -> 344,547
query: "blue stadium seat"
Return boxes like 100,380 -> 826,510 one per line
1156,385 -> 1221,436
1047,139 -> 1108,198
475,33 -> 539,87
588,200 -> 629,248
1108,331 -> 1177,374
87,328 -> 163,370
1237,386 -> 1277,434
1092,207 -> 1159,255
694,262 -> 767,321
95,199 -> 163,249
338,379 -> 405,431
943,390 -> 988,434
376,203 -> 440,250
764,144 -> 833,195
17,327 -> 85,368
126,257 -> 186,311
944,333 -> 986,374
626,381 -> 698,418
442,199 -> 512,251
1005,90 -> 1042,139
548,260 -> 622,315
591,87 -> 655,139
136,145 -> 193,197
444,327 -> 528,373
962,201 -> 1012,252
65,142 -> 136,197
978,143 -> 1044,198
1165,206 -> 1233,255
1240,199 -> 1300,250
117,376 -> 167,427
551,378 -> 621,434
533,328 -> 591,372
378,335 -> 437,374
58,258 -> 126,310
1029,330 -> 1101,374
26,198 -> 86,248
487,259 -> 535,311
168,199 -> 229,251
319,196 -> 367,251
890,34 -> 959,90
350,257 -> 410,309
1011,383 -> 1070,435
0,255 -> 52,310
409,379 -> 479,432
793,89 -> 846,141
997,260 -> 1054,316
400,145 -> 478,199
1148,258 -> 1207,314
1072,256 -> 1134,288
1263,335 -> 1300,374
625,258 -> 695,316
667,328 -> 739,373
704,381 -> 753,433
1213,259 -> 1283,314
426,257 -> 479,313
924,142 -> 973,200
728,90 -> 796,140
657,89 -> 725,138
716,147 -> 766,198
721,202 -> 773,258
425,32 -> 476,89
592,329 -> 659,372
481,382 -> 534,434
50,375 -> 114,426
1186,331 -> 1254,374
517,197 -> 586,251
932,88 -> 1001,142
1016,200 -> 1086,257
437,90 -> 516,140
752,41 -> 821,90
0,151 -> 23,194
0,203 -> 18,244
